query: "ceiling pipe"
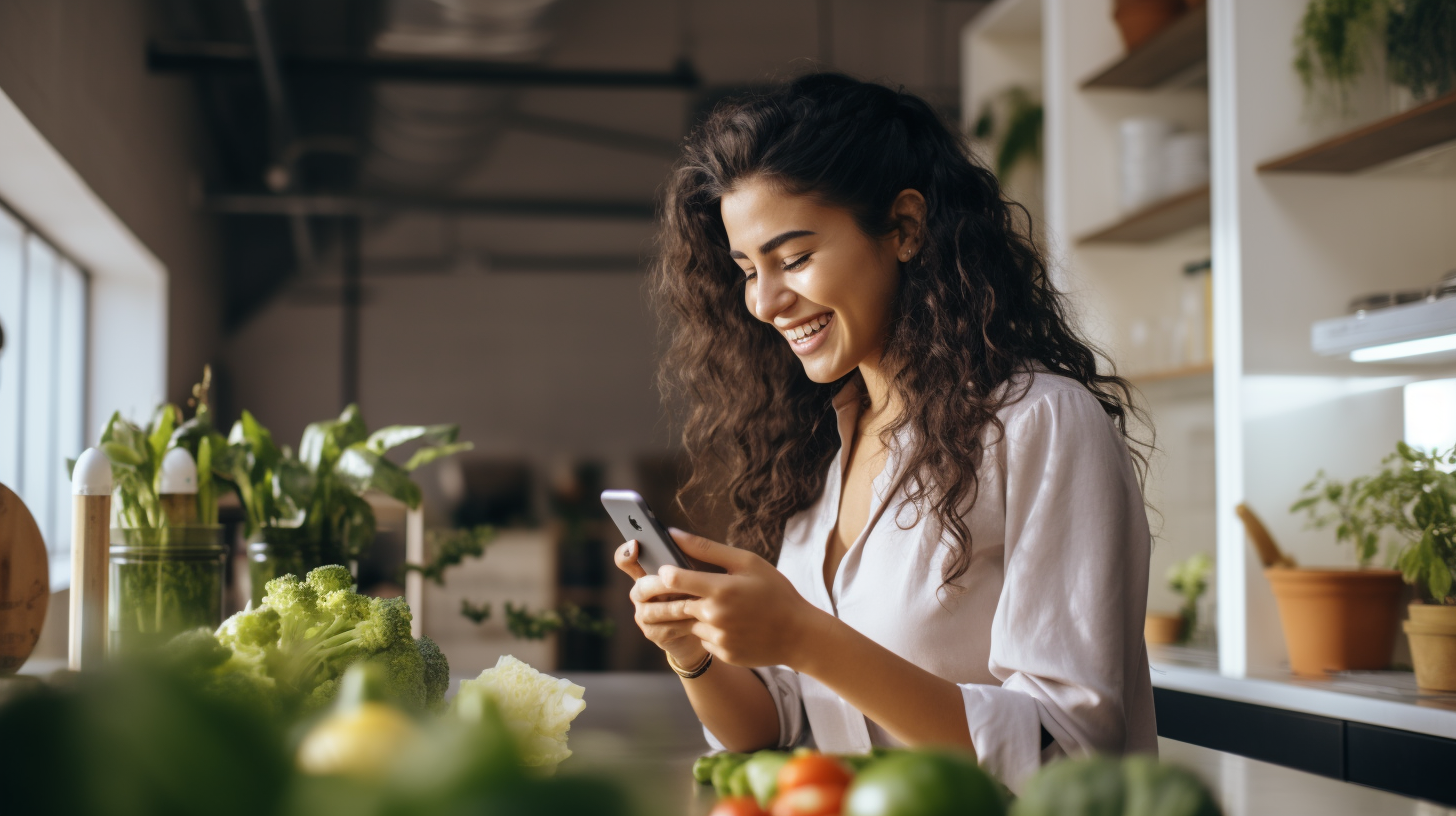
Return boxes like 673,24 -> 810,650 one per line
206,192 -> 656,220
239,0 -> 315,270
148,42 -> 702,90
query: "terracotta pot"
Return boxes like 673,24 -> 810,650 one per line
1265,568 -> 1404,677
1113,0 -> 1186,51
1404,603 -> 1456,691
1145,612 -> 1185,645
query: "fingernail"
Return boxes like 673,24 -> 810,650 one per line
622,541 -> 635,558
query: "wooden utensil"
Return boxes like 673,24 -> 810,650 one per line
1236,502 -> 1298,569
0,482 -> 49,674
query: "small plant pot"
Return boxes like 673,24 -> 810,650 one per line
1403,603 -> 1456,692
1266,568 -> 1404,677
1113,0 -> 1186,51
1145,612 -> 1186,645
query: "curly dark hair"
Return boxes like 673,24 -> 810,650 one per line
650,73 -> 1148,587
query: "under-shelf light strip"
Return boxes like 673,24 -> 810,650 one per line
1350,333 -> 1456,362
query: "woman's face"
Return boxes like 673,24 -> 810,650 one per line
722,177 -> 918,384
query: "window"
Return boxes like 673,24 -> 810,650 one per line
0,202 -> 88,581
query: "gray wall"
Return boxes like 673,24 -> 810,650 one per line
0,0 -> 223,405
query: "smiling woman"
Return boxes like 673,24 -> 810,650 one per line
631,73 -> 1158,792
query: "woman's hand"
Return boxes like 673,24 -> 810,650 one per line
615,540 -> 711,667
657,529 -> 828,669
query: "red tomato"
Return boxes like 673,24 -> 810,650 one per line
710,795 -> 768,816
777,753 -> 853,793
770,783 -> 846,816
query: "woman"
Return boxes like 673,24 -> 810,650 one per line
616,73 -> 1156,790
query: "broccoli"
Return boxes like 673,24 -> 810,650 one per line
369,639 -> 427,711
164,565 -> 446,716
417,635 -> 451,711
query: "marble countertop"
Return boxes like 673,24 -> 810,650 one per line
1149,645 -> 1456,740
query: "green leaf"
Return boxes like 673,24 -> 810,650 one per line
148,404 -> 178,466
403,441 -> 473,472
298,420 -> 338,471
102,441 -> 147,467
336,446 -> 423,508
366,424 -> 459,453
335,404 -> 369,450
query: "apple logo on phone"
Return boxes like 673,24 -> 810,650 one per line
628,515 -> 642,532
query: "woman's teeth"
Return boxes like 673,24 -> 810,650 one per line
788,314 -> 831,343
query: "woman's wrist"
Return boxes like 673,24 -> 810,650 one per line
784,602 -> 841,676
666,640 -> 709,667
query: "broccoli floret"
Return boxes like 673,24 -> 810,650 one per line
162,627 -> 277,716
417,635 -> 450,710
354,596 -> 412,652
217,605 -> 280,650
305,564 -> 354,595
262,575 -> 321,642
367,639 -> 426,712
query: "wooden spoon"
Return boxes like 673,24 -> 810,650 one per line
0,483 -> 49,674
1236,502 -> 1298,569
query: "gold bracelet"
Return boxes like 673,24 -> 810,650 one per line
666,650 -> 713,679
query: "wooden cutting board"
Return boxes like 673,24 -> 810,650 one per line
0,483 -> 48,674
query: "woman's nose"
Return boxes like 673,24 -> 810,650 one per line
750,272 -> 795,324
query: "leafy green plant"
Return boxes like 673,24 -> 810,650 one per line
503,602 -> 614,641
1386,0 -> 1456,99
1294,0 -> 1388,113
407,525 -> 498,585
229,404 -> 472,567
1167,553 -> 1213,643
1292,441 -> 1456,603
973,86 -> 1043,180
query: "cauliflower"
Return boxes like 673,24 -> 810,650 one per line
454,655 -> 586,771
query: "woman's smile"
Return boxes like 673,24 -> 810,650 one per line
783,312 -> 833,354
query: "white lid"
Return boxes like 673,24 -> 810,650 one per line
71,448 -> 114,496
159,447 -> 199,495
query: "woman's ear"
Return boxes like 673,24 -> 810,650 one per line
890,189 -> 928,261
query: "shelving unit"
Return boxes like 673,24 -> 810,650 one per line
1077,184 -> 1210,244
1258,91 -> 1456,173
1080,5 -> 1208,90
1131,362 -> 1214,385
960,0 -> 1456,773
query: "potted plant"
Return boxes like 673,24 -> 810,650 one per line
1291,440 -> 1456,684
88,382 -> 229,652
1146,553 -> 1212,646
1296,442 -> 1456,689
229,404 -> 472,604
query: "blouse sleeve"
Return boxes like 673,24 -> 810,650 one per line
959,386 -> 1151,790
703,666 -> 809,752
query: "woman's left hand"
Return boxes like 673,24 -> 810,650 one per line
635,529 -> 829,669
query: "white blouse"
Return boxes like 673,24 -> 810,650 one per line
703,371 -> 1157,791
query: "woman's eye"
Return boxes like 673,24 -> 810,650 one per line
782,253 -> 811,271
743,270 -> 758,282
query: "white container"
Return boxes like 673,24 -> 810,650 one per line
1119,117 -> 1174,212
1164,132 -> 1210,197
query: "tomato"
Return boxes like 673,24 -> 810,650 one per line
842,751 -> 1005,816
710,795 -> 769,816
770,783 -> 847,816
777,752 -> 853,793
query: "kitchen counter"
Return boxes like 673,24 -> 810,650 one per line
1150,645 -> 1456,739
558,672 -> 1455,815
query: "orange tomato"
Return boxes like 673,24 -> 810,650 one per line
770,783 -> 846,816
777,753 -> 853,793
710,795 -> 769,816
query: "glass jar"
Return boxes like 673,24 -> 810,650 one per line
109,526 -> 226,653
246,527 -> 347,606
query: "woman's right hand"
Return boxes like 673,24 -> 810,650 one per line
614,540 -> 710,667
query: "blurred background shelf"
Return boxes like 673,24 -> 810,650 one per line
1081,4 -> 1207,90
1077,184 -> 1210,244
1130,362 -> 1214,385
1258,91 -> 1456,173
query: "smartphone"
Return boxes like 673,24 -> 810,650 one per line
600,490 -> 724,574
